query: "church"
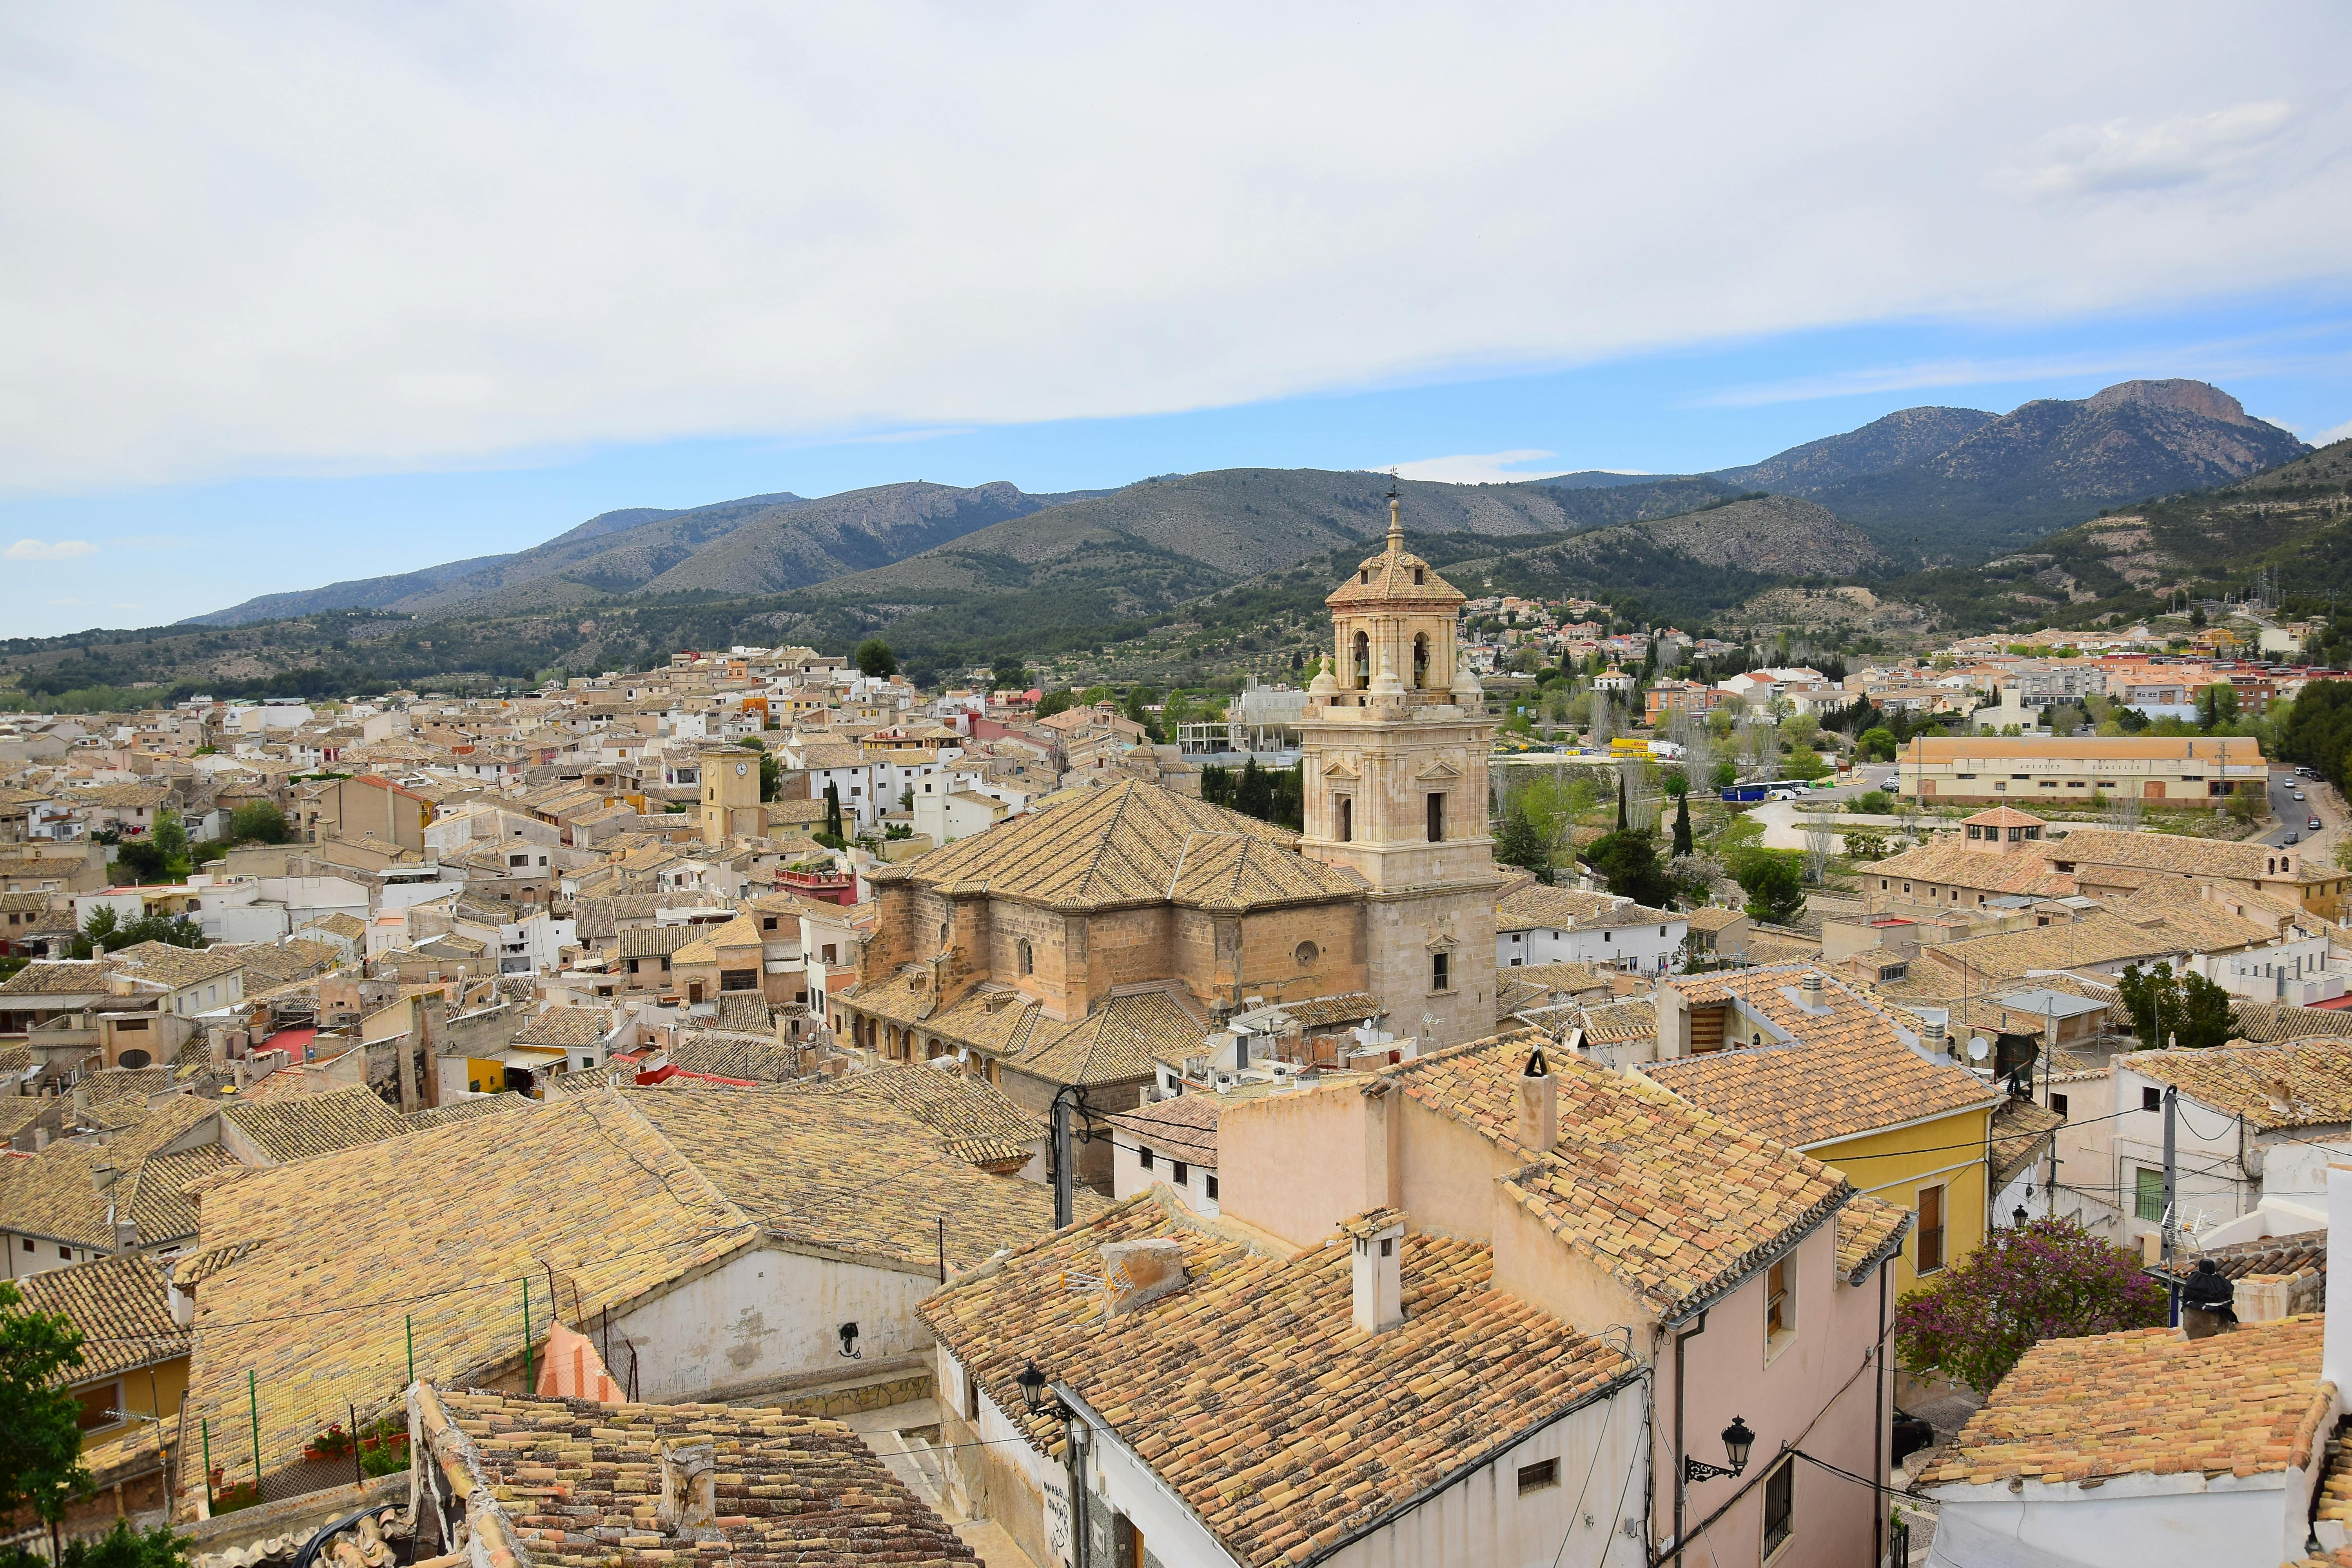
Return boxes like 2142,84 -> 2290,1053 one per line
834,492 -> 1500,1125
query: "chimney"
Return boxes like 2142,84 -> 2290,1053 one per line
165,1271 -> 193,1327
1516,1045 -> 1558,1151
1802,973 -> 1826,1008
33,1128 -> 49,1152
1924,1019 -> 1947,1056
655,1436 -> 716,1535
2326,1164 -> 2352,1396
70,1085 -> 89,1117
1349,1212 -> 1406,1335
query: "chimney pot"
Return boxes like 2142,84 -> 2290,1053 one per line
1350,1214 -> 1407,1334
1517,1048 -> 1559,1152
1803,973 -> 1825,1005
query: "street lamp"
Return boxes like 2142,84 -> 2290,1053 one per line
2013,1204 -> 2031,1229
1683,1416 -> 1756,1484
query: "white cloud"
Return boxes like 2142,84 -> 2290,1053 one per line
0,6 -> 2349,492
1998,102 -> 2295,200
2310,418 -> 2352,447
1392,450 -> 1573,484
5,539 -> 99,561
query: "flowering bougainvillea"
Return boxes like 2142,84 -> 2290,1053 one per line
1893,1217 -> 2166,1394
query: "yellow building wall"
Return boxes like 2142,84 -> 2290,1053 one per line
1812,1107 -> 1992,1301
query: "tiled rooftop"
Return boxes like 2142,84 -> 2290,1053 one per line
1392,1035 -> 1855,1315
405,1092 -> 539,1131
799,1062 -> 1044,1169
1832,1194 -> 1913,1285
1919,1316 -> 2331,1488
621,1085 -> 1083,1273
1642,968 -> 1996,1148
1496,885 -> 1670,932
1014,990 -> 1202,1087
9,1251 -> 189,1380
2127,1040 -> 2352,1130
922,1192 -> 1630,1568
514,1008 -> 614,1049
1989,1096 -> 2065,1191
872,779 -> 1363,914
183,1092 -> 759,1479
1104,1093 -> 1220,1167
417,1385 -> 974,1568
222,1084 -> 410,1162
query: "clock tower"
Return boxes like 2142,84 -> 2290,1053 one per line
1300,486 -> 1497,1049
701,744 -> 763,846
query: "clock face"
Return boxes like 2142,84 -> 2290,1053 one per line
736,762 -> 749,776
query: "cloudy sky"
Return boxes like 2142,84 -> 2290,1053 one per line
4,2 -> 2351,635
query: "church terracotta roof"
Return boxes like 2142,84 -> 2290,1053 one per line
1323,503 -> 1468,611
871,779 -> 1362,914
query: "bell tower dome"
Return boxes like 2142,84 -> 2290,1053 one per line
1299,481 -> 1495,1049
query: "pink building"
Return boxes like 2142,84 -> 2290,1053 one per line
1218,1035 -> 1906,1568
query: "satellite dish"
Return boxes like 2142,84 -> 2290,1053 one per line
1967,1037 -> 1992,1062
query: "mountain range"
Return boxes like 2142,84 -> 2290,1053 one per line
190,377 -> 2303,630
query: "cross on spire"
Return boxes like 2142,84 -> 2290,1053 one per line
1385,468 -> 1404,551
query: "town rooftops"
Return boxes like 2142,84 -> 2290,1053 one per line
2125,1039 -> 2352,1131
1832,1194 -> 1914,1285
220,1084 -> 410,1162
1104,1092 -> 1220,1168
869,778 -> 1363,913
8,1251 -> 189,1381
414,1384 -> 974,1568
0,960 -> 114,996
1960,806 -> 2050,829
1903,735 -> 2265,762
620,1085 -> 1085,1274
1919,1315 -> 2330,1491
512,1008 -> 616,1049
921,1190 -> 1632,1568
1495,884 -> 1673,932
796,1061 -> 1044,1169
1392,1034 -> 1855,1317
1643,967 -> 1998,1148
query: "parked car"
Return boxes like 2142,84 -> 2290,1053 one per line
1891,1407 -> 1936,1465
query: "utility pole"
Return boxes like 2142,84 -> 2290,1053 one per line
2045,995 -> 2058,1220
1052,1089 -> 1075,1229
2162,1081 -> 2180,1327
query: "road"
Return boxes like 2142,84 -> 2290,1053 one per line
2261,766 -> 2326,848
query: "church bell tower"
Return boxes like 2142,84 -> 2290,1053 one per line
1299,484 -> 1497,1049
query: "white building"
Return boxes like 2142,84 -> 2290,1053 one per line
2183,933 -> 2346,1007
1494,884 -> 1687,974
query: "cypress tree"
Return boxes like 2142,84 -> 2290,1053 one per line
1672,789 -> 1693,856
1616,772 -> 1628,832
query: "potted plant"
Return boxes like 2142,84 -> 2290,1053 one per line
304,1423 -> 352,1461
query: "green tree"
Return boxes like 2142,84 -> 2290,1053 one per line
1122,686 -> 1164,742
757,749 -> 781,803
1271,763 -> 1303,832
2116,961 -> 2238,1051
1199,764 -> 1234,809
47,1521 -> 191,1568
111,838 -> 166,884
1709,760 -> 1737,791
0,1279 -> 94,1563
226,801 -> 290,845
990,658 -> 1030,690
1034,690 -> 1077,720
853,639 -> 898,679
1584,829 -> 1673,908
150,809 -> 187,873
2279,682 -> 2352,789
1857,726 -> 1898,762
1670,790 -> 1693,857
1895,1218 -> 2165,1394
1855,789 -> 1892,815
822,781 -> 845,845
1495,805 -> 1553,883
1234,759 -> 1275,821
1734,851 -> 1806,925
1784,744 -> 1829,781
1615,773 -> 1628,832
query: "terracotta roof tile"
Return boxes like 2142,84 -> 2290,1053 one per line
1919,1316 -> 2331,1488
2128,1039 -> 2352,1130
416,1385 -> 975,1568
221,1084 -> 410,1162
921,1193 -> 1631,1568
8,1251 -> 189,1380
1392,1034 -> 1853,1315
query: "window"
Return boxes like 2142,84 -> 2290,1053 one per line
822,944 -> 837,964
1516,1458 -> 1559,1494
1295,940 -> 1319,967
74,1383 -> 121,1432
1412,633 -> 1430,688
2135,1166 -> 2164,1222
1762,1457 -> 1794,1561
1432,952 -> 1450,991
762,917 -> 777,931
2142,1086 -> 2162,1112
1337,796 -> 1352,842
1138,1145 -> 1154,1171
965,1368 -> 981,1421
1426,792 -> 1445,842
1765,1255 -> 1795,1350
720,969 -> 758,991
19,1239 -> 28,1252
1916,1185 -> 1945,1274
1353,630 -> 1371,688
1205,1173 -> 1218,1201
1171,1161 -> 1189,1186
